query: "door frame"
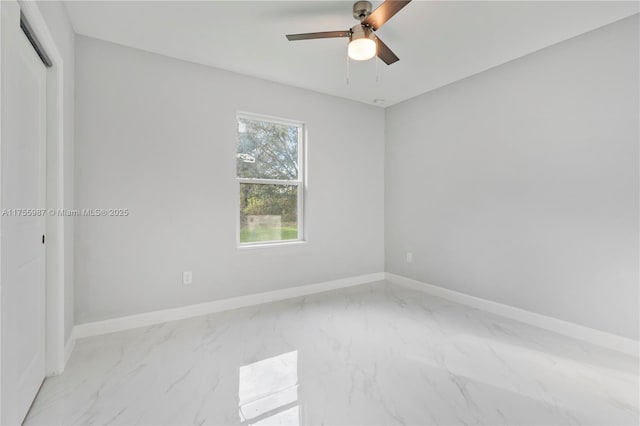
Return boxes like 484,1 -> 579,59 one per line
0,0 -> 68,398
19,0 -> 68,376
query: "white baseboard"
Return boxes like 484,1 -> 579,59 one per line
385,273 -> 639,358
69,271 -> 637,360
73,272 -> 385,340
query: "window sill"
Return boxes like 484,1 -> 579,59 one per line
236,240 -> 308,251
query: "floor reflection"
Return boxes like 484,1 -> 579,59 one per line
238,351 -> 299,425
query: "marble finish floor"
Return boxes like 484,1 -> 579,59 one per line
26,281 -> 638,425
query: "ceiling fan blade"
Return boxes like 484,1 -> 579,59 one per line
376,37 -> 399,65
286,30 -> 351,41
362,0 -> 412,31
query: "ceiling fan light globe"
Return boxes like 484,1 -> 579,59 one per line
348,38 -> 376,61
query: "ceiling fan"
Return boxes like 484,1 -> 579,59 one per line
286,0 -> 412,65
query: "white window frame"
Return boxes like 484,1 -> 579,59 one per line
236,112 -> 305,248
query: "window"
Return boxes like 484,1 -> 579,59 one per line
236,113 -> 304,246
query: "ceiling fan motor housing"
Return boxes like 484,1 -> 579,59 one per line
350,24 -> 375,42
353,1 -> 373,21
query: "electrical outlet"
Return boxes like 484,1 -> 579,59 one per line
182,271 -> 193,285
405,252 -> 413,263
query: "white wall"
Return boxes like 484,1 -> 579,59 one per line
385,15 -> 639,340
75,36 -> 385,324
35,1 -> 75,343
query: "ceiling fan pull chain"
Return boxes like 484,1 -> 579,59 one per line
375,38 -> 379,82
346,53 -> 350,85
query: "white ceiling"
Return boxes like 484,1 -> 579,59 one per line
64,1 -> 639,107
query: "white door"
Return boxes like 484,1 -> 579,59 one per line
1,1 -> 47,425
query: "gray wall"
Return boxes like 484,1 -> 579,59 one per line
75,36 -> 385,324
385,15 -> 639,340
36,1 -> 75,343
